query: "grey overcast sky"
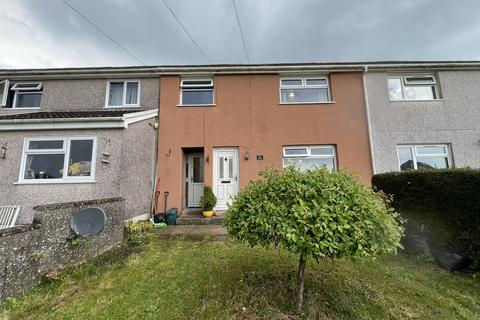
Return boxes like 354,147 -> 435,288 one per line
1,0 -> 480,68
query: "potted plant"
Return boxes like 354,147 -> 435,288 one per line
199,186 -> 216,218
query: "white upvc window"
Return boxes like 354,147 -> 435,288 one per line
12,81 -> 43,109
283,145 -> 337,170
0,80 -> 9,107
280,77 -> 330,104
105,80 -> 140,108
387,75 -> 439,101
180,78 -> 214,106
397,144 -> 451,171
19,137 -> 97,183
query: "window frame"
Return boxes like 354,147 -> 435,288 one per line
279,76 -> 331,104
105,80 -> 141,108
396,144 -> 451,171
18,136 -> 97,184
11,81 -> 43,109
282,145 -> 337,170
0,79 -> 9,107
387,74 -> 439,101
179,78 -> 215,106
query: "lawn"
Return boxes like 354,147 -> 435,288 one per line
1,235 -> 480,320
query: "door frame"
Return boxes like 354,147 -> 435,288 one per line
186,153 -> 205,208
212,147 -> 239,210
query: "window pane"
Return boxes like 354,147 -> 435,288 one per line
404,76 -> 435,84
16,93 -> 41,108
228,158 -> 233,179
284,148 -> 308,156
281,79 -> 302,86
182,80 -> 213,86
404,86 -> 435,100
29,140 -> 63,150
416,146 -> 446,155
108,82 -> 124,106
68,140 -> 93,177
0,82 -> 5,105
24,154 -> 65,179
398,147 -> 414,171
283,157 -> 335,170
192,156 -> 204,183
280,88 -> 328,103
388,78 -> 403,100
125,82 -> 138,104
305,79 -> 327,86
219,157 -> 224,179
416,156 -> 448,169
182,90 -> 213,105
311,147 -> 334,156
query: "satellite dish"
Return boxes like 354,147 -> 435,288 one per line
70,207 -> 106,236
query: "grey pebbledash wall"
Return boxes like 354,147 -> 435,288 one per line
0,197 -> 125,302
366,70 -> 480,173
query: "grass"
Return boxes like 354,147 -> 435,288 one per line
1,235 -> 480,320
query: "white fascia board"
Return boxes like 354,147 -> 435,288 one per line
122,108 -> 158,127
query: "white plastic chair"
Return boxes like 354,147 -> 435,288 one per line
0,206 -> 20,230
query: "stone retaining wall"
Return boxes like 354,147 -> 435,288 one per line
0,197 -> 125,302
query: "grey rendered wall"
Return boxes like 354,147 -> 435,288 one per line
0,123 -> 156,224
0,78 -> 159,114
366,71 -> 480,173
41,78 -> 160,110
119,120 -> 157,217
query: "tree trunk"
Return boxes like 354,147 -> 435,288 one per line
296,253 -> 306,311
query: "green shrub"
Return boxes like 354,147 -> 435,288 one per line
372,168 -> 480,268
199,186 -> 217,210
225,167 -> 403,310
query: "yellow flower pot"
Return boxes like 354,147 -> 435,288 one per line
202,210 -> 214,218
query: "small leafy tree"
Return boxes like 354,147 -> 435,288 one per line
224,167 -> 403,310
199,186 -> 217,210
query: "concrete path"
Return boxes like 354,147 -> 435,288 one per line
154,225 -> 228,241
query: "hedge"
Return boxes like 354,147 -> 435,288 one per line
372,168 -> 480,269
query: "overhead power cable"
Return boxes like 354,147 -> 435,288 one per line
161,0 -> 211,64
60,0 -> 145,66
232,0 -> 250,63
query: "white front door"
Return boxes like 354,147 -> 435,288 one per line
187,153 -> 205,207
213,147 -> 239,210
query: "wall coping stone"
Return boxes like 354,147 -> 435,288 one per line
0,224 -> 41,237
33,197 -> 124,211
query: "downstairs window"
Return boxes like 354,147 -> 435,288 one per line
283,145 -> 337,170
19,137 -> 96,183
397,144 -> 450,170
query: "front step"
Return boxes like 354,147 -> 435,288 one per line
176,215 -> 224,225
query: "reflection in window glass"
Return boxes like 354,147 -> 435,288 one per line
283,145 -> 336,171
416,146 -> 446,155
280,88 -> 328,103
283,158 -> 335,171
404,86 -> 435,100
416,156 -> 448,169
29,140 -> 63,150
68,140 -> 93,177
387,78 -> 403,100
24,154 -> 65,179
398,147 -> 414,170
193,157 -> 204,183
284,148 -> 308,156
16,93 -> 41,108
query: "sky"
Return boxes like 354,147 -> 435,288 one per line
1,0 -> 480,69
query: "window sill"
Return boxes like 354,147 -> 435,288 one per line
279,101 -> 335,106
1,107 -> 41,110
176,104 -> 216,107
389,99 -> 445,103
104,105 -> 141,109
14,180 -> 97,185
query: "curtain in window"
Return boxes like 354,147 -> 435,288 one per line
126,82 -> 138,104
108,82 -> 124,106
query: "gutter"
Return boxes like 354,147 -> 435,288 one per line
362,65 -> 377,175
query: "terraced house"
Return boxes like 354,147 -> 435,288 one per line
1,61 -> 480,226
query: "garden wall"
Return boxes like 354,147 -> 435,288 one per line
0,197 -> 125,302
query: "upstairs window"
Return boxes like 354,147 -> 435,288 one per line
388,75 -> 439,101
180,79 -> 214,105
283,145 -> 337,170
19,137 -> 96,183
106,80 -> 140,107
280,77 -> 330,104
11,81 -> 43,109
0,80 -> 9,107
397,144 -> 450,171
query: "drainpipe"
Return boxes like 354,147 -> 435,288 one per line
362,65 -> 377,175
